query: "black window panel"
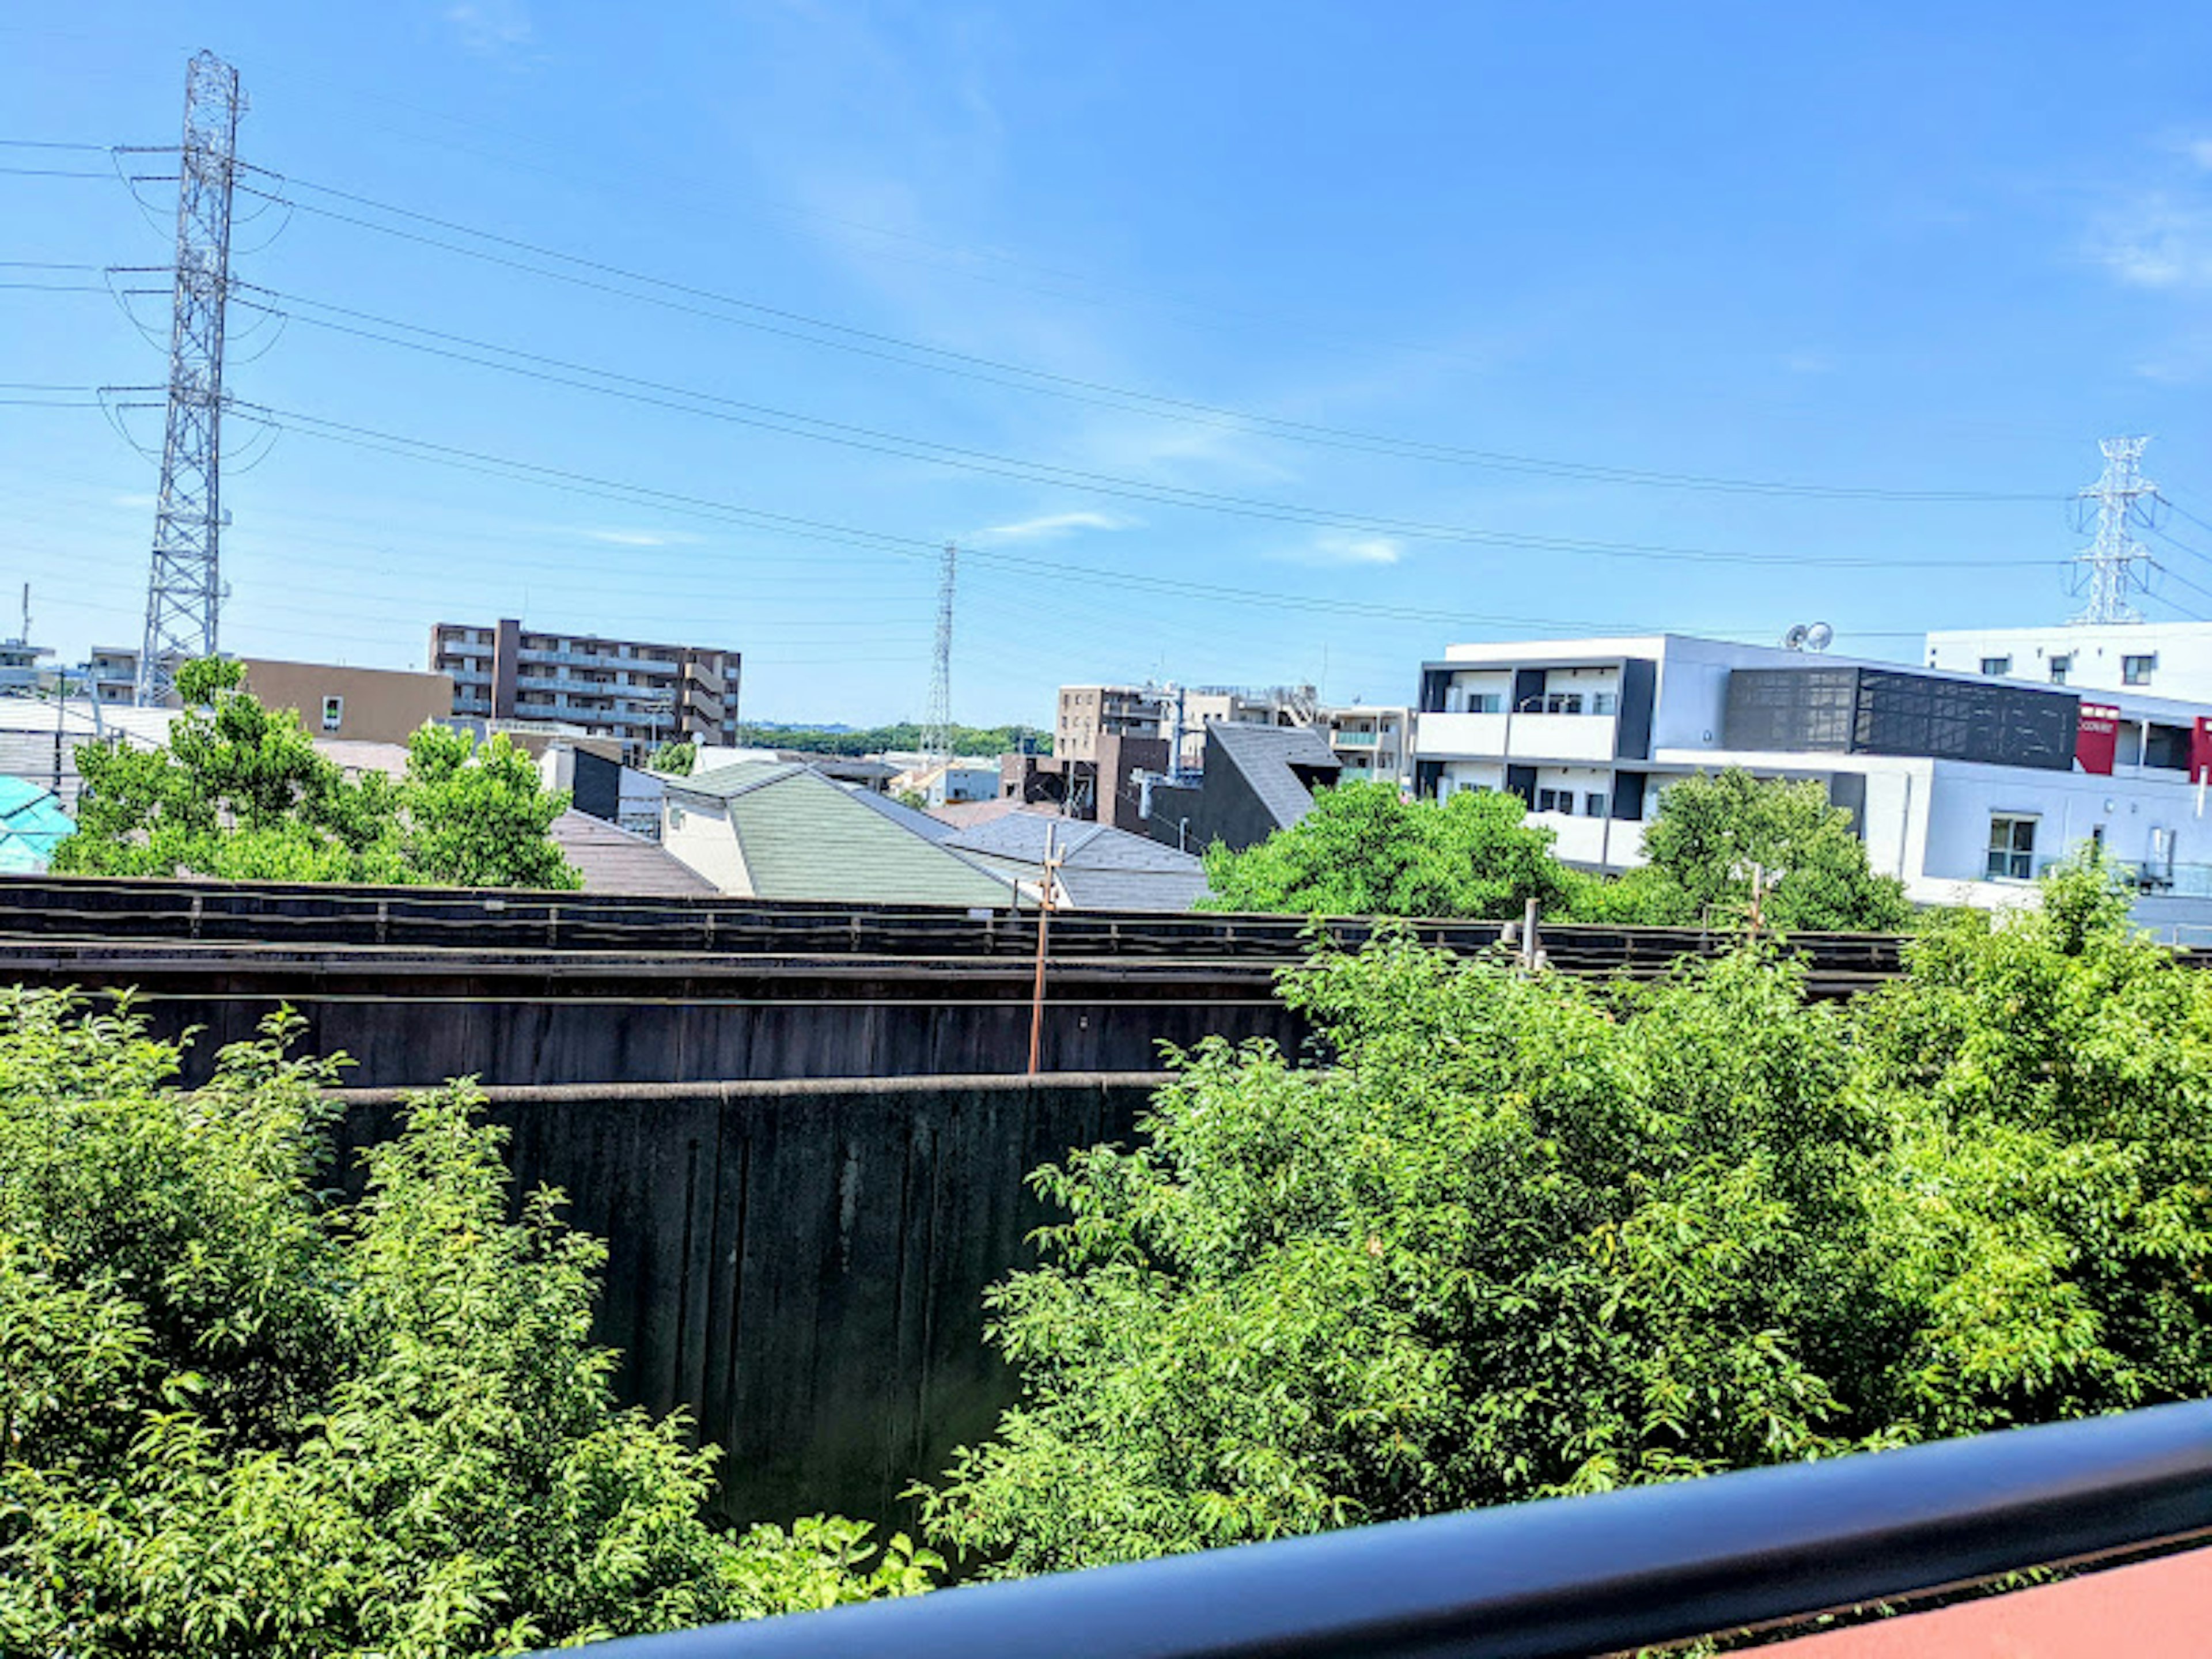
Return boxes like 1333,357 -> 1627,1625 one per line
2145,724 -> 2192,771
1728,668 -> 2076,771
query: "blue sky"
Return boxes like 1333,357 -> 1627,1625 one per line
9,3 -> 2212,726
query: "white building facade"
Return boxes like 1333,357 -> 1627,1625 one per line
1321,705 -> 1411,791
1411,633 -> 2212,913
1925,621 -> 2212,703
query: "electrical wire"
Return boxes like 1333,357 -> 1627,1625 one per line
238,171 -> 2062,506
232,289 -> 2062,573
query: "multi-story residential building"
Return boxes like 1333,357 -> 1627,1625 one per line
1321,704 -> 1411,790
237,659 -> 454,744
84,646 -> 144,705
1410,632 -> 2212,916
431,619 -> 740,763
1924,621 -> 2212,702
1056,681 -> 1317,771
0,638 -> 52,696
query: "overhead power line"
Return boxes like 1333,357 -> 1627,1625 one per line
236,168 -> 2060,506
181,398 -> 1920,641
228,286 -> 2061,573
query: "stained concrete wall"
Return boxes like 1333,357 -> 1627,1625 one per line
332,1073 -> 1163,1529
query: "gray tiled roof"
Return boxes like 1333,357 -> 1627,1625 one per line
1209,722 -> 1342,831
550,810 -> 717,896
941,809 -> 1209,911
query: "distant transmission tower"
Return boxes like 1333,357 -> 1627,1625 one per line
2070,435 -> 2158,626
921,540 -> 958,768
137,50 -> 244,706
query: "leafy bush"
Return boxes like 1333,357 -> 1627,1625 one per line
0,995 -> 934,1656
921,855 -> 2212,1575
1199,782 -> 1570,919
51,658 -> 580,889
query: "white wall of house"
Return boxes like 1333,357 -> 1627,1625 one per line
1926,622 -> 2212,703
660,797 -> 755,895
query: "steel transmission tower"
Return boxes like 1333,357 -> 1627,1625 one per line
922,541 -> 958,768
2070,436 -> 2157,626
137,50 -> 244,705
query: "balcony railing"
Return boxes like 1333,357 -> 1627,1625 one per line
551,1400 -> 2211,1659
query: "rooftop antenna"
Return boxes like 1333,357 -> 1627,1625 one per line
1782,624 -> 1810,651
2069,437 -> 2158,625
1804,622 -> 1834,653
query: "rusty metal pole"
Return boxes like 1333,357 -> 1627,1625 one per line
1027,824 -> 1058,1074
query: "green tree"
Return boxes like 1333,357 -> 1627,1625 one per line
0,994 -> 934,1656
1624,768 -> 1910,932
651,739 -> 698,776
1198,782 -> 1570,919
51,661 -> 580,891
920,858 -> 2212,1575
395,725 -> 581,891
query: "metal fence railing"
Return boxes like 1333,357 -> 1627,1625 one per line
567,1400 -> 2212,1659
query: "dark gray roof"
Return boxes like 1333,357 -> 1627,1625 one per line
550,810 -> 718,896
1207,721 -> 1342,831
940,810 -> 1209,912
942,810 -> 1200,874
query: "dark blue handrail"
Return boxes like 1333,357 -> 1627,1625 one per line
572,1399 -> 2212,1659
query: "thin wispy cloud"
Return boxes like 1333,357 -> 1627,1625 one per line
446,0 -> 533,58
2090,196 -> 2212,289
975,510 -> 1131,543
1283,533 -> 1404,568
581,527 -> 699,548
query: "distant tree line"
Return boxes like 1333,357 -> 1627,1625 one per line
751,721 -> 1051,759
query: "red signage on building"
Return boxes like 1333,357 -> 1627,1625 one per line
2194,716 -> 2212,784
2075,703 -> 2120,775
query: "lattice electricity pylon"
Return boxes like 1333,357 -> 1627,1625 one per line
921,540 -> 957,767
138,50 -> 244,706
2069,435 -> 2158,626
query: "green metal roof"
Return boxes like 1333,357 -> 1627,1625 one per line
676,763 -> 1013,906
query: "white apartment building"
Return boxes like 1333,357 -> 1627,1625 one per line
1321,705 -> 1411,790
1055,682 -> 1317,771
1925,621 -> 2212,702
1411,633 -> 2212,912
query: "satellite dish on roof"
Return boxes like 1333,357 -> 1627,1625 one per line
1782,624 -> 1810,651
1804,622 -> 1834,653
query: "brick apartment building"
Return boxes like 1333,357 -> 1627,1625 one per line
430,619 -> 740,762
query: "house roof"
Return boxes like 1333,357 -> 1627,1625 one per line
940,809 -> 1210,912
0,776 -> 73,873
1208,721 -> 1343,831
672,761 -> 1014,906
550,810 -> 717,897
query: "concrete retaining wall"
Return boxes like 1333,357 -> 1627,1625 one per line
332,1073 -> 1165,1530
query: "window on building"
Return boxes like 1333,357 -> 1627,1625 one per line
2124,653 -> 2157,685
1980,656 -> 2012,676
1987,815 -> 2037,881
1541,692 -> 1585,715
1535,787 -> 1574,814
1585,791 -> 1609,818
321,695 -> 343,732
1592,692 -> 1618,715
2048,654 -> 2071,685
1471,692 -> 1503,714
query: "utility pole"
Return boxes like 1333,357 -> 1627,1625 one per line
922,540 -> 957,775
137,50 -> 243,706
1027,823 -> 1061,1075
2072,437 -> 2158,626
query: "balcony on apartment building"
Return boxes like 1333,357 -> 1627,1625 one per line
1418,698 -> 1622,764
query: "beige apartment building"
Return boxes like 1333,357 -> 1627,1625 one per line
238,658 -> 455,745
430,618 -> 741,762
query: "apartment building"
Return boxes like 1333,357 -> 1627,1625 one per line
431,618 -> 740,763
1321,704 -> 1411,790
1411,632 -> 2212,912
1056,681 -> 1316,770
1925,621 -> 2212,703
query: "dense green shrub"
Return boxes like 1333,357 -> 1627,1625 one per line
0,995 -> 933,1656
923,857 -> 2211,1575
